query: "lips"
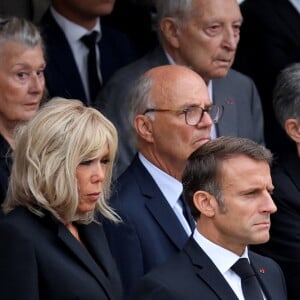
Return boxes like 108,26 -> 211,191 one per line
87,193 -> 100,201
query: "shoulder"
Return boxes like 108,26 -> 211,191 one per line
249,250 -> 283,274
222,69 -> 256,86
102,46 -> 166,87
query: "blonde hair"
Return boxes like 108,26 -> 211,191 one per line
3,98 -> 119,224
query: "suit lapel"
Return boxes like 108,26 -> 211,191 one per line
41,10 -> 87,102
249,252 -> 275,300
133,156 -> 190,249
282,150 -> 300,191
185,239 -> 239,300
57,222 -> 114,300
212,74 -> 238,137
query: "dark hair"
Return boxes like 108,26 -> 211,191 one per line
182,136 -> 272,219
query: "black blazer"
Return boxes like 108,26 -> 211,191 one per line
103,155 -> 194,297
39,9 -> 138,105
253,148 -> 300,299
0,206 -> 122,300
130,237 -> 287,300
0,134 -> 12,207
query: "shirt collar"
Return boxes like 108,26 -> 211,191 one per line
193,229 -> 249,274
50,6 -> 102,43
138,153 -> 182,207
289,0 -> 300,14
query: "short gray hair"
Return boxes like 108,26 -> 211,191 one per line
273,63 -> 300,128
154,0 -> 194,42
127,72 -> 154,143
0,17 -> 43,52
154,0 -> 193,22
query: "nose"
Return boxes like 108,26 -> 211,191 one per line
222,28 -> 239,51
91,163 -> 105,183
196,110 -> 213,129
261,192 -> 277,214
29,73 -> 44,94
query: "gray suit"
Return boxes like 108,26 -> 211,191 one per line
96,46 -> 264,176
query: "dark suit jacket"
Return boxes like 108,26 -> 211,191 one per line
234,0 -> 300,155
102,155 -> 194,297
96,45 -> 264,177
130,237 -> 287,300
39,9 -> 138,105
0,134 -> 12,208
0,206 -> 122,300
253,148 -> 300,299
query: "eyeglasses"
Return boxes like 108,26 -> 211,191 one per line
143,104 -> 224,125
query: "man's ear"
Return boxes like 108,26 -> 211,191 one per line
134,115 -> 154,143
160,17 -> 181,48
285,118 -> 300,143
193,191 -> 216,217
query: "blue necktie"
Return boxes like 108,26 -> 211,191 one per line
179,196 -> 195,231
81,31 -> 101,104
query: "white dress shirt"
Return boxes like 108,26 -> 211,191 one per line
289,0 -> 300,14
193,229 -> 266,300
139,153 -> 192,235
50,7 -> 102,102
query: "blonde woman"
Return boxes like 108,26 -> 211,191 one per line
0,98 -> 122,300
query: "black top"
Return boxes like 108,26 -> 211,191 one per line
0,133 -> 12,206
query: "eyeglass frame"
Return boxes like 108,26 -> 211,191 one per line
143,104 -> 224,125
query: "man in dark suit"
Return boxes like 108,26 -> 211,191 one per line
96,0 -> 264,177
103,65 -> 224,297
130,136 -> 287,300
40,0 -> 138,105
252,63 -> 300,300
234,0 -> 300,156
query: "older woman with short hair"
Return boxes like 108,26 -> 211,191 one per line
0,17 -> 46,203
0,98 -> 122,300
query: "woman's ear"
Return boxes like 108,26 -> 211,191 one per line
285,118 -> 300,144
160,17 -> 181,48
193,190 -> 216,218
134,115 -> 154,143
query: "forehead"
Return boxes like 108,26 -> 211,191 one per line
192,0 -> 242,22
220,155 -> 271,189
152,71 -> 211,108
0,41 -> 44,65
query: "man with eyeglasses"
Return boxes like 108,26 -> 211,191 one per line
96,0 -> 264,178
102,65 -> 221,298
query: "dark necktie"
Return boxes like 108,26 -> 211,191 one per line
231,258 -> 264,300
80,31 -> 101,103
179,196 -> 196,232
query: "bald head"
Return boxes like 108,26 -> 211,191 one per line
147,65 -> 208,109
128,65 -> 213,179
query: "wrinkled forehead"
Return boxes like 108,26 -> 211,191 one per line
191,0 -> 242,21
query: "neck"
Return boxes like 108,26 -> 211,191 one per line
52,4 -> 98,30
141,150 -> 184,181
0,118 -> 18,149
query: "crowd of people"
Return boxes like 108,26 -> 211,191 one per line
0,0 -> 299,299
